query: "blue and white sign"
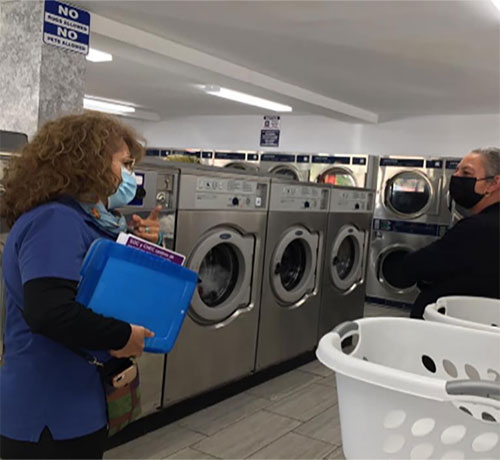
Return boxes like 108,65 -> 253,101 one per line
43,1 -> 90,54
260,130 -> 280,147
260,115 -> 280,147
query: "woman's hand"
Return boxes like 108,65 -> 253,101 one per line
110,325 -> 154,358
131,205 -> 161,243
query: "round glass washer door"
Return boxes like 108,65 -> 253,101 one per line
330,225 -> 365,291
270,166 -> 300,181
377,245 -> 416,291
271,226 -> 319,304
317,167 -> 356,187
188,229 -> 254,323
384,171 -> 433,218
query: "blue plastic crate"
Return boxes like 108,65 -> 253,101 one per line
76,239 -> 197,353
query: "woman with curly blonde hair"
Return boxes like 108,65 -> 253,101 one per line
0,112 -> 158,459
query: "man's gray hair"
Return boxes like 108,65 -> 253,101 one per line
471,147 -> 500,178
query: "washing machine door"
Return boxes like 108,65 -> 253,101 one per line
330,225 -> 365,291
271,226 -> 319,305
317,167 -> 356,187
377,245 -> 415,291
270,165 -> 300,181
384,171 -> 433,218
189,228 -> 254,324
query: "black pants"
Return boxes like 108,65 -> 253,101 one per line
0,426 -> 107,459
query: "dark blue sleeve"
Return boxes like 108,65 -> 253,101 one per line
18,207 -> 88,284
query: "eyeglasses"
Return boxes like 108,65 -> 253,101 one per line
123,158 -> 136,172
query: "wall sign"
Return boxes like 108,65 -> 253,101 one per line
260,129 -> 280,147
260,115 -> 281,147
43,1 -> 90,54
262,115 -> 281,130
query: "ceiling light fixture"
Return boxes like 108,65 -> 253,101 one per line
83,96 -> 135,114
203,85 -> 292,112
86,48 -> 113,63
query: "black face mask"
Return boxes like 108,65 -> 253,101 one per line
449,175 -> 492,209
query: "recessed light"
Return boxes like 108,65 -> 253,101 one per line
83,96 -> 135,114
203,85 -> 292,112
86,48 -> 113,63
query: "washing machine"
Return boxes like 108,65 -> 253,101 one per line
310,154 -> 373,188
375,156 -> 445,224
118,165 -> 180,417
255,179 -> 329,370
317,187 -> 374,339
365,218 -> 448,307
259,152 -> 310,182
212,150 -> 260,172
162,166 -> 270,405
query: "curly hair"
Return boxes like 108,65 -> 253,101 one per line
0,111 -> 144,227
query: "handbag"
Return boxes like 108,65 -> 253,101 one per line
74,351 -> 142,436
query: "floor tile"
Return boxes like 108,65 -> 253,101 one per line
105,424 -> 206,459
298,359 -> 333,378
363,303 -> 408,318
178,392 -> 270,436
248,432 -> 333,459
192,410 -> 301,459
246,369 -> 320,402
266,383 -> 336,422
166,447 -> 217,459
294,404 -> 342,445
324,445 -> 345,459
315,372 -> 338,389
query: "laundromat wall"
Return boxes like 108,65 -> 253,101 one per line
127,113 -> 500,158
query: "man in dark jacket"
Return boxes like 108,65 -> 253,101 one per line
404,147 -> 500,318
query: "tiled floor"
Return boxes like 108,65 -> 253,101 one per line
105,304 -> 408,460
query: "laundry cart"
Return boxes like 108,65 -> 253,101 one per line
316,317 -> 500,459
424,296 -> 500,333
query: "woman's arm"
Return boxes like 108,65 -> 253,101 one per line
23,277 -> 131,350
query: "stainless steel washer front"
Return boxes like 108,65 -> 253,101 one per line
163,167 -> 270,406
318,187 -> 374,339
256,179 -> 329,370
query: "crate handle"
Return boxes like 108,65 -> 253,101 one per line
446,380 -> 500,401
331,321 -> 359,338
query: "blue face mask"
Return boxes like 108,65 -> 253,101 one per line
108,167 -> 138,209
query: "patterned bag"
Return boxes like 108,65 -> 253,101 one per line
104,365 -> 142,436
75,352 -> 142,436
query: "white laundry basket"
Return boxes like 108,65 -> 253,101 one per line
424,296 -> 500,333
316,317 -> 500,459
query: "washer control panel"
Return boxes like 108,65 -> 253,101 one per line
192,176 -> 268,209
270,183 -> 329,211
330,188 -> 374,213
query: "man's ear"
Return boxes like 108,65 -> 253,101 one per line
487,175 -> 500,194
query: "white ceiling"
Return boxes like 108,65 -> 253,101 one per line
78,1 -> 500,123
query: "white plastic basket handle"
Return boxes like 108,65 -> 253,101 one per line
332,321 -> 359,339
446,380 -> 500,401
446,380 -> 500,423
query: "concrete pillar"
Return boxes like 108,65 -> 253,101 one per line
0,0 -> 86,138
